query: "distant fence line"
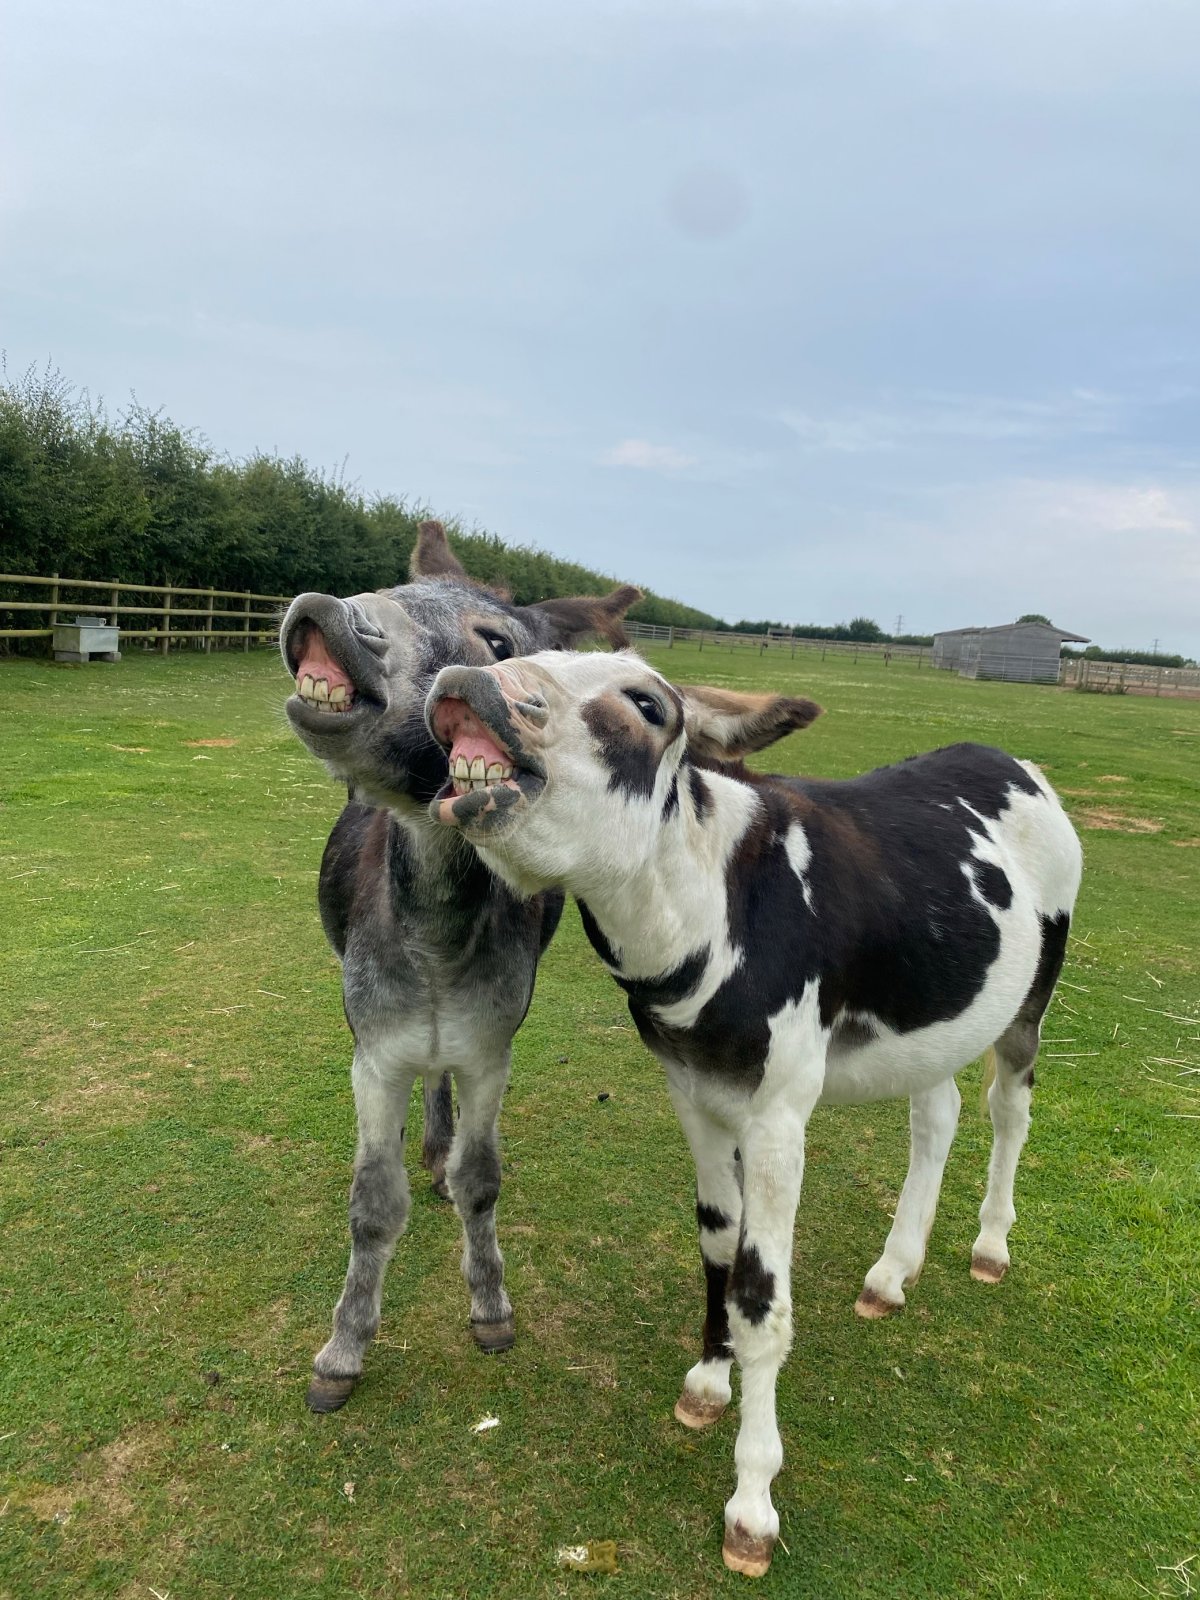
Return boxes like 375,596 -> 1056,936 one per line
3,577 -> 1196,695
0,572 -> 289,653
623,619 -> 931,664
1060,656 -> 1200,696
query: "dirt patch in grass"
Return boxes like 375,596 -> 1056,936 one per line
1096,774 -> 1129,783
1078,808 -> 1164,834
17,1423 -> 172,1528
184,737 -> 238,747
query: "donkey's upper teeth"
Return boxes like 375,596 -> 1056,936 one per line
485,763 -> 505,782
453,756 -> 469,780
329,685 -> 347,704
300,674 -> 315,699
314,678 -> 330,701
470,757 -> 486,781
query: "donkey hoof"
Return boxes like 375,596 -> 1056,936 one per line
673,1389 -> 728,1429
854,1287 -> 903,1320
306,1373 -> 356,1413
430,1171 -> 452,1202
722,1522 -> 776,1578
471,1317 -> 515,1354
970,1255 -> 1008,1284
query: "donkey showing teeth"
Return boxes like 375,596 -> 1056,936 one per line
424,649 -> 1082,1578
279,522 -> 639,1413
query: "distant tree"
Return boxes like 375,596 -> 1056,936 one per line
1016,612 -> 1053,625
845,616 -> 885,642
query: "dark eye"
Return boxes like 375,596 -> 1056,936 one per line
625,690 -> 665,726
478,631 -> 513,661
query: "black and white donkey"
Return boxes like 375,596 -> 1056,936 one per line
424,648 -> 1083,1578
279,523 -> 639,1410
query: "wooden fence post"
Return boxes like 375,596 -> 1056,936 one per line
243,595 -> 251,652
205,589 -> 215,654
49,571 -> 60,630
109,582 -> 119,627
160,587 -> 171,656
667,625 -> 674,649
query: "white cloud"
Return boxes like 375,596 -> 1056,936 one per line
777,389 -> 1124,455
600,438 -> 697,473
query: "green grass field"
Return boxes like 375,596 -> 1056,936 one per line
2,645 -> 1197,1600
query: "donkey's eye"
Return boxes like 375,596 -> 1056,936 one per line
479,631 -> 513,661
625,690 -> 665,727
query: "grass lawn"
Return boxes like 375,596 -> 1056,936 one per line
1,643 -> 1197,1600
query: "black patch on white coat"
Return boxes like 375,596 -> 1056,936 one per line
973,861 -> 1014,910
577,900 -> 709,1011
729,1242 -> 775,1326
702,1257 -> 734,1361
624,744 -> 1055,1089
696,1199 -> 733,1233
581,698 -> 657,800
662,775 -> 680,821
686,764 -> 713,822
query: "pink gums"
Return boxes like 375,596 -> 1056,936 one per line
434,698 -> 513,773
294,625 -> 356,697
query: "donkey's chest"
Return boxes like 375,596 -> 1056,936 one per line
342,923 -> 540,1065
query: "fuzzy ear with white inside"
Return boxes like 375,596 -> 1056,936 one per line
680,684 -> 822,760
409,519 -> 469,580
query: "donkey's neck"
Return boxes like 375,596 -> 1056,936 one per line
578,765 -> 761,981
387,802 -> 496,909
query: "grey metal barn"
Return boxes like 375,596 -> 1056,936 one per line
932,621 -> 1089,684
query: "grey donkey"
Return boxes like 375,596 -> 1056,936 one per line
279,521 -> 639,1411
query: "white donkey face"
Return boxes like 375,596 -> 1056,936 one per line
424,650 -> 821,892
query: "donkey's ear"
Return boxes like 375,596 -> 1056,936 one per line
679,685 -> 821,760
530,584 -> 643,648
410,520 -> 469,581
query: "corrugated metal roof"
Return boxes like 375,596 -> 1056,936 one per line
934,621 -> 1089,642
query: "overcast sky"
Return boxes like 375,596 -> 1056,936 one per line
4,0 -> 1199,652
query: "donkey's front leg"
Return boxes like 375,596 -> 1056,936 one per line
447,1057 -> 514,1352
668,1082 -> 743,1429
722,1070 -> 821,1578
308,1053 -> 416,1412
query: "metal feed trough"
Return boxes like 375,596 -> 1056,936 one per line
53,615 -> 121,664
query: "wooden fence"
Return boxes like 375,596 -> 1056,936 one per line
624,619 -> 930,665
1060,656 -> 1200,697
0,573 -> 291,653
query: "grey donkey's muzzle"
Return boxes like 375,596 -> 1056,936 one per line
280,592 -> 391,720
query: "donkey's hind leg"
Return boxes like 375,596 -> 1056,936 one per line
308,1053 -> 416,1412
856,1076 -> 961,1318
972,1029 -> 1037,1284
447,1057 -> 515,1353
421,1072 -> 454,1199
972,911 -> 1070,1283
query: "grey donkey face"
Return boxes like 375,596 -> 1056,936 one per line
279,520 -> 641,810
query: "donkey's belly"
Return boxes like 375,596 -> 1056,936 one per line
819,982 -> 1027,1105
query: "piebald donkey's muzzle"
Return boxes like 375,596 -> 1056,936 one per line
425,665 -> 548,830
